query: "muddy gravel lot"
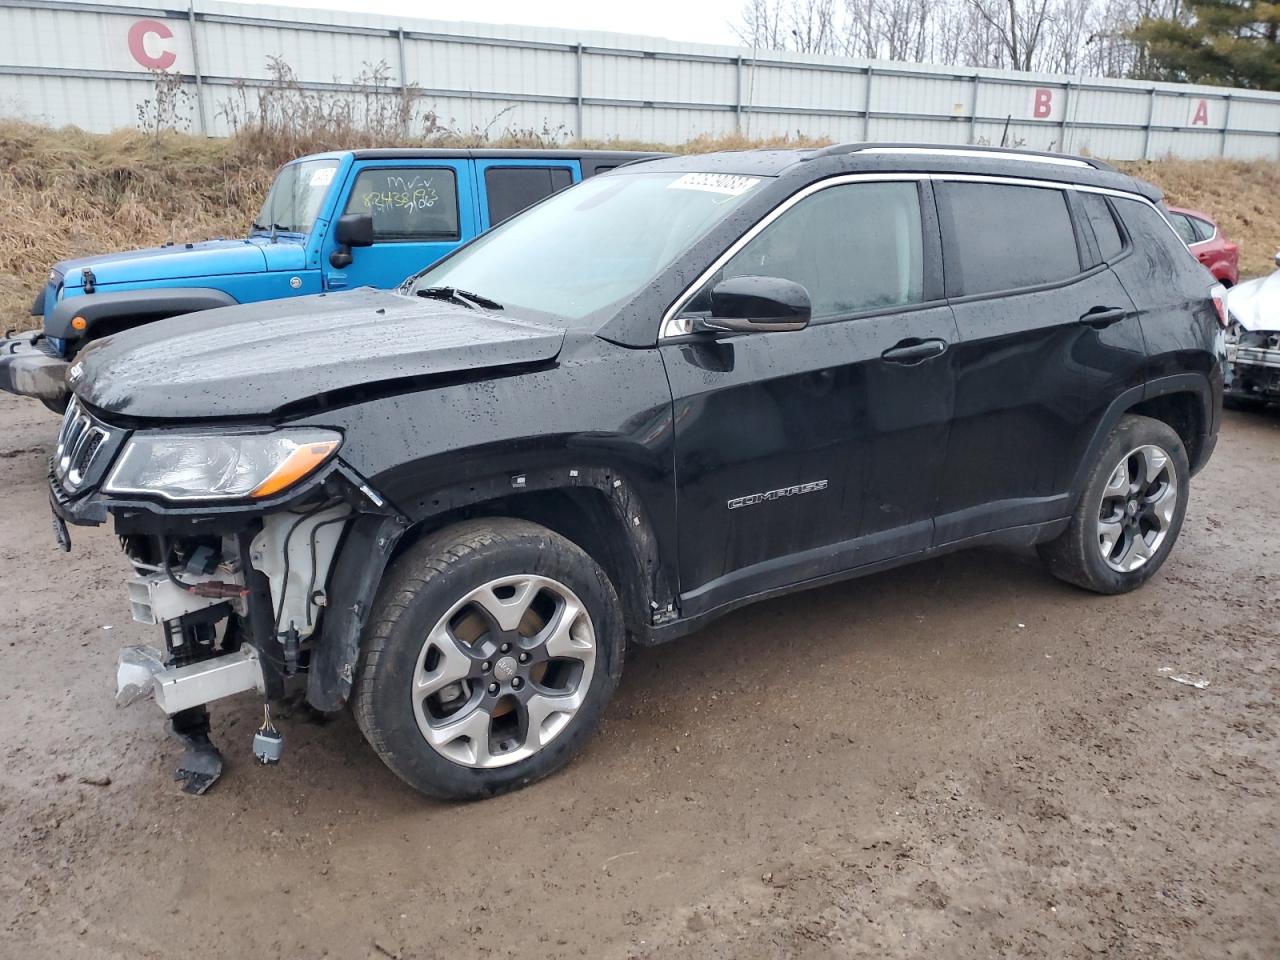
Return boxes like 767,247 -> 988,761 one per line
1,393 -> 1277,959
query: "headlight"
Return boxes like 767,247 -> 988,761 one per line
104,429 -> 341,502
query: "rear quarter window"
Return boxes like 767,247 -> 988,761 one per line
1079,192 -> 1125,262
940,182 -> 1082,297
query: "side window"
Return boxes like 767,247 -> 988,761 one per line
1080,192 -> 1125,262
344,167 -> 460,242
484,166 -> 574,225
697,181 -> 925,319
1169,213 -> 1197,246
941,182 -> 1082,297
1190,216 -> 1215,242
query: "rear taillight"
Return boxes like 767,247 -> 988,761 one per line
1210,283 -> 1228,329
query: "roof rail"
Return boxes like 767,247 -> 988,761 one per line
808,142 -> 1114,171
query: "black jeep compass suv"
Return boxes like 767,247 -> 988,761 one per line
50,144 -> 1224,799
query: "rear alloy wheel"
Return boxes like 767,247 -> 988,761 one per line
1095,444 -> 1178,574
353,518 -> 623,800
1038,414 -> 1190,594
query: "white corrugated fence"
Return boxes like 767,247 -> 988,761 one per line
1,0 -> 1278,160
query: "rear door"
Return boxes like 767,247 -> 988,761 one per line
323,160 -> 477,290
476,160 -> 580,230
661,177 -> 958,617
933,179 -> 1141,544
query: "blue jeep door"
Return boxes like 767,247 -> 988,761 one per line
475,159 -> 580,230
323,160 -> 476,290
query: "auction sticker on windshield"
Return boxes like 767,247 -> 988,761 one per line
309,166 -> 337,187
668,173 -> 760,196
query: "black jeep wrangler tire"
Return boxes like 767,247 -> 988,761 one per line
352,518 -> 624,801
1038,414 -> 1190,595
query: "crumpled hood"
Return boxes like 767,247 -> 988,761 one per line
71,289 -> 565,419
54,238 -> 280,290
1227,270 -> 1280,333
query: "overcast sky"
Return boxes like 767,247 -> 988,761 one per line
252,0 -> 746,46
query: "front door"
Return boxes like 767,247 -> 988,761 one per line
661,178 -> 958,619
323,160 -> 477,290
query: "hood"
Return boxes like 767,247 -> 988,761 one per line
72,289 -> 565,419
1227,270 -> 1280,333
54,238 -> 292,290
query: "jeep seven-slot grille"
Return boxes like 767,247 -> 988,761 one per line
54,398 -> 115,494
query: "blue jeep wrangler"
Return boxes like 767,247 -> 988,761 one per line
1,148 -> 658,411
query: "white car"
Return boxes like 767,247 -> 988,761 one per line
1225,253 -> 1280,406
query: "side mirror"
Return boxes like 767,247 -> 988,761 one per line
704,275 -> 810,333
329,213 -> 374,268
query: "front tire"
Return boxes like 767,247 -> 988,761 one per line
353,518 -> 624,800
1038,414 -> 1190,594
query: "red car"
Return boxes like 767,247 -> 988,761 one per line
1167,205 -> 1239,286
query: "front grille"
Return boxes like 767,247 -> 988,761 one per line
54,397 -> 119,495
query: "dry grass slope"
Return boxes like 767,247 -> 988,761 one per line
2,120 -> 1275,332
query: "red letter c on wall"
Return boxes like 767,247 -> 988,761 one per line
128,19 -> 177,70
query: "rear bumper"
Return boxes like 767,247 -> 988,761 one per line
0,333 -> 69,403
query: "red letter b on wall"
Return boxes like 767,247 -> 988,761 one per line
1033,88 -> 1053,119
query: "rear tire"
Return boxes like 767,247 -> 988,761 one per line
1038,414 -> 1189,594
353,518 -> 624,800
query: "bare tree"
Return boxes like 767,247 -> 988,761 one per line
734,0 -> 1160,78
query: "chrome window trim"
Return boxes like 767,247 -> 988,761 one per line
658,172 -> 1174,341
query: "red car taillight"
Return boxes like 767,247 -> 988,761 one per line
1210,283 -> 1228,329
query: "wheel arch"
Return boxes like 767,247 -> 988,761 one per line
389,470 -> 672,639
1069,375 -> 1215,507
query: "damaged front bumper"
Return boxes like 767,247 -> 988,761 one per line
0,331 -> 69,404
49,400 -> 407,727
117,643 -> 265,714
1225,327 -> 1280,401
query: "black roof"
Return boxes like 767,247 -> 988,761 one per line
349,148 -> 666,164
630,142 -> 1160,202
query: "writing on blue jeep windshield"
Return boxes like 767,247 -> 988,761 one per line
254,158 -> 340,234
404,171 -> 764,321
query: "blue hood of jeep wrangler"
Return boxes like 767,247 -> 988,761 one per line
54,237 -> 306,292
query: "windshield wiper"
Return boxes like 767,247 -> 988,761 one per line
415,286 -> 504,311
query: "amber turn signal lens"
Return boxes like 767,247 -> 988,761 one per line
71,316 -> 87,331
250,440 -> 339,499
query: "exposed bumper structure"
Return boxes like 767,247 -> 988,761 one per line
117,644 -> 266,715
0,332 -> 69,403
1226,331 -> 1280,401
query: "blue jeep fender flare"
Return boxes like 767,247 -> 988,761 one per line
45,288 -> 239,342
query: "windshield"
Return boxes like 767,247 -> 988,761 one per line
254,158 -> 340,235
403,171 -> 765,321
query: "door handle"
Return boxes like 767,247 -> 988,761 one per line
881,338 -> 948,364
1079,306 -> 1127,328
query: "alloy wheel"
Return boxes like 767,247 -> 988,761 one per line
411,574 -> 597,768
1096,444 -> 1178,573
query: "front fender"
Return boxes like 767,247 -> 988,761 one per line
46,288 -> 239,343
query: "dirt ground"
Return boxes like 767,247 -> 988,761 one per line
1,393 -> 1277,960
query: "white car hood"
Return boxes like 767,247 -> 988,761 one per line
1227,269 -> 1280,333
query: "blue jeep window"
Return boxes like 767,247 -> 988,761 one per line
345,168 -> 460,242
484,166 -> 573,225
